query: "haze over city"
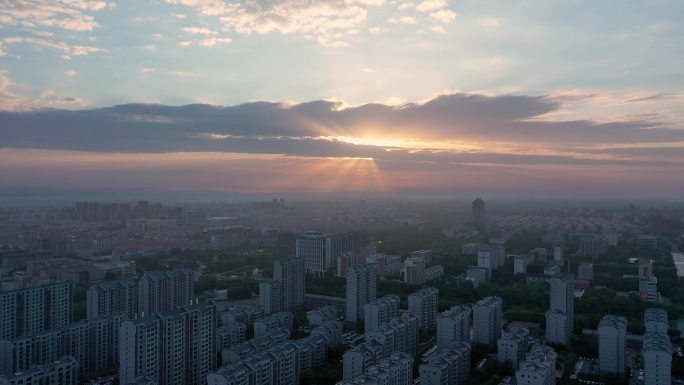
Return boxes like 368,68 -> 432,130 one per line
1,0 -> 683,199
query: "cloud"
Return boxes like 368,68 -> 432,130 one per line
170,71 -> 194,77
64,70 -> 77,77
478,18 -> 499,27
143,44 -> 159,52
182,27 -> 217,35
0,0 -> 112,32
139,67 -> 155,74
415,0 -> 447,12
388,16 -> 416,25
429,9 -> 456,24
0,92 -> 682,158
179,37 -> 232,47
1,36 -> 103,56
626,93 -> 679,103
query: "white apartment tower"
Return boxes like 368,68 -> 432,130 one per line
137,269 -> 194,316
545,274 -> 574,346
437,305 -> 471,348
408,287 -> 439,332
364,295 -> 400,333
597,314 -> 627,378
472,296 -> 502,349
346,264 -> 377,324
119,301 -> 217,385
273,257 -> 305,311
87,279 -> 137,319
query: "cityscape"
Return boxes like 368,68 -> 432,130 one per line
1,1 -> 684,385
0,198 -> 683,385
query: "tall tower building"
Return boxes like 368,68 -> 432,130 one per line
364,295 -> 400,333
87,279 -> 137,319
408,287 -> 439,333
437,305 -> 471,348
472,296 -> 502,349
138,269 -> 194,316
0,282 -> 73,340
545,274 -> 574,346
273,257 -> 305,311
119,301 -> 216,385
643,332 -> 672,385
598,314 -> 627,378
346,264 -> 377,324
259,280 -> 283,315
472,198 -> 485,222
296,232 -> 360,276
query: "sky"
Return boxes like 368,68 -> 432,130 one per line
0,0 -> 683,199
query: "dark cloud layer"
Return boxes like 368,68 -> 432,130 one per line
0,93 -> 682,167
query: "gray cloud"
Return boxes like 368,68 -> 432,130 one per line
0,93 -> 682,168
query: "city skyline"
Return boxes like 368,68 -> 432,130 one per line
1,1 -> 683,198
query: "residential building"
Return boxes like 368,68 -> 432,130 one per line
472,198 -> 485,222
497,327 -> 530,368
342,341 -> 384,381
87,279 -> 137,319
364,295 -> 400,333
119,301 -> 217,385
472,296 -> 502,349
346,264 -> 377,324
579,236 -> 607,260
258,280 -> 282,315
577,263 -> 593,281
0,282 -> 73,340
137,269 -> 194,316
404,256 -> 426,285
515,345 -> 557,385
437,305 -> 471,348
642,332 -> 672,385
465,266 -> 489,287
365,313 -> 419,357
408,287 -> 439,332
254,312 -> 293,337
296,232 -> 360,276
273,257 -> 305,311
419,341 -> 471,385
545,274 -> 574,346
307,306 -> 337,327
0,315 -> 123,377
598,314 -> 627,378
0,356 -> 78,385
644,308 -> 668,333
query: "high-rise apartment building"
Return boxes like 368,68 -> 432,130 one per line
0,314 -> 123,378
364,295 -> 400,333
644,308 -> 668,333
0,356 -> 79,385
258,280 -> 282,315
515,345 -> 557,385
419,341 -> 471,385
408,287 -> 439,332
365,313 -> 419,358
404,256 -> 426,285
477,245 -> 505,269
342,340 -> 384,381
437,305 -> 471,348
472,296 -> 502,349
273,257 -> 305,311
598,314 -> 627,378
497,327 -> 530,369
642,332 -> 672,385
119,301 -> 216,385
296,232 -> 360,276
0,282 -> 73,340
339,352 -> 413,385
545,274 -> 574,346
87,279 -> 137,319
346,264 -> 377,324
579,236 -> 607,260
472,198 -> 485,222
137,269 -> 194,316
